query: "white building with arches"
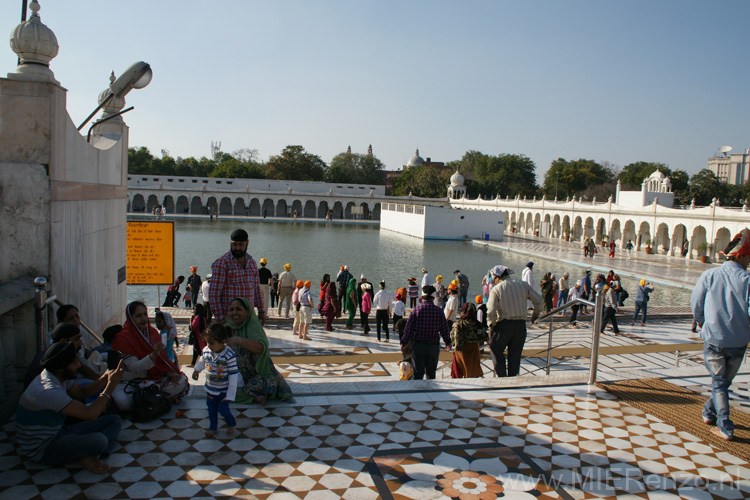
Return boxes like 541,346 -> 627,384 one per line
450,190 -> 750,261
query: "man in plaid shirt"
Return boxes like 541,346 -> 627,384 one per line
209,229 -> 266,325
401,285 -> 451,379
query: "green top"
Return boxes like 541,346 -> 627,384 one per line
226,297 -> 272,377
345,277 -> 357,313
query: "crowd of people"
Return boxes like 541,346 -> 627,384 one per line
20,223 -> 750,476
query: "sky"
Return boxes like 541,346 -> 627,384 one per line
3,1 -> 749,182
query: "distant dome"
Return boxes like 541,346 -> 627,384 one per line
407,149 -> 424,167
649,169 -> 666,180
450,169 -> 465,187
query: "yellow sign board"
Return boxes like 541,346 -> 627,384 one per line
126,221 -> 175,285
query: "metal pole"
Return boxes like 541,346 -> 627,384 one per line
588,283 -> 605,385
34,277 -> 48,352
546,316 -> 553,375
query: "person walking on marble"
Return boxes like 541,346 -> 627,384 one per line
691,229 -> 750,441
486,265 -> 543,377
209,229 -> 266,325
186,266 -> 202,308
258,258 -> 273,313
454,269 -> 470,306
401,285 -> 451,379
372,281 -> 392,342
277,263 -> 296,317
632,279 -> 654,326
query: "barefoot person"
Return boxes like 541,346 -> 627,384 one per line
15,342 -> 124,474
225,298 -> 294,405
192,323 -> 239,437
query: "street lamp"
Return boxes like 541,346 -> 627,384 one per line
77,61 -> 152,130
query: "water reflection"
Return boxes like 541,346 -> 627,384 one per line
127,219 -> 691,307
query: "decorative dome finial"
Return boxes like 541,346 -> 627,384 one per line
8,0 -> 59,82
98,72 -> 126,115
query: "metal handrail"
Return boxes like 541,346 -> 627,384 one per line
53,298 -> 104,345
34,277 -> 104,351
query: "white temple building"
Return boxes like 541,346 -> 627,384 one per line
615,170 -> 674,208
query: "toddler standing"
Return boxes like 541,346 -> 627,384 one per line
192,323 -> 239,437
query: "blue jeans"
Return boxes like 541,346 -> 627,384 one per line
207,392 -> 236,431
703,343 -> 747,437
633,300 -> 648,323
41,415 -> 122,465
460,289 -> 468,306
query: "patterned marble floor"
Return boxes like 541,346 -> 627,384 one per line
3,383 -> 750,500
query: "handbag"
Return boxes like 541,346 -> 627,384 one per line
125,379 -> 172,422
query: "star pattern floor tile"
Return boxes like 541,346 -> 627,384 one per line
3,387 -> 750,499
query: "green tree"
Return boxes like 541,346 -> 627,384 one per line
472,153 -> 537,198
128,146 -> 155,174
618,161 -> 670,188
689,169 -> 727,206
266,145 -> 326,181
670,169 -> 690,205
326,152 -> 358,183
357,154 -> 385,184
392,165 -> 452,198
543,158 -> 613,199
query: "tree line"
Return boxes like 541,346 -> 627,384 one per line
129,146 -> 750,207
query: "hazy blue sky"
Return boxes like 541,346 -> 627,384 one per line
3,1 -> 748,181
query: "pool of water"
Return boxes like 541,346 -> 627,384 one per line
127,218 -> 691,308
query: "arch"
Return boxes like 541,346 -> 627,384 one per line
249,198 -> 261,216
304,200 -> 316,218
690,225 -> 708,260
163,195 -> 174,214
372,203 -> 381,220
552,214 -> 561,239
672,224 -> 688,257
333,201 -> 343,219
262,198 -> 274,217
131,194 -> 145,212
276,199 -> 288,217
715,227 -> 732,259
517,211 -> 525,233
146,195 -> 159,213
291,200 -> 303,218
637,221 -> 651,250
219,197 -> 232,215
562,215 -> 571,239
525,212 -> 533,234
609,219 -> 622,246
190,196 -> 203,214
234,198 -> 246,216
533,213 -> 541,234
127,197 -> 131,212
573,216 -> 583,241
595,218 -> 606,241
360,202 -> 370,219
510,211 -> 517,232
176,195 -> 189,214
345,202 -> 356,219
206,197 -> 218,215
654,223 -> 670,254
584,217 -> 595,239
318,201 -> 329,218
623,220 -> 636,248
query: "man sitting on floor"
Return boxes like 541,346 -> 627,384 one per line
16,342 -> 124,474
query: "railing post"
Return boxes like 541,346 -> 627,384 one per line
34,277 -> 48,353
546,316 -> 554,375
588,283 -> 605,385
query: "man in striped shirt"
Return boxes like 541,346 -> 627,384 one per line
486,265 -> 543,377
210,229 -> 265,324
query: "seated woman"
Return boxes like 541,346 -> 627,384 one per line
111,301 -> 188,412
224,297 -> 294,405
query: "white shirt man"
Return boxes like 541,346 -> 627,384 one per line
372,282 -> 393,342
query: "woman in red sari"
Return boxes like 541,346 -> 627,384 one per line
111,301 -> 188,412
321,281 -> 340,331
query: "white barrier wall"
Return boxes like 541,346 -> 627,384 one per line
381,204 -> 504,241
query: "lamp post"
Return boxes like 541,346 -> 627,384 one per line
77,61 -> 152,130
